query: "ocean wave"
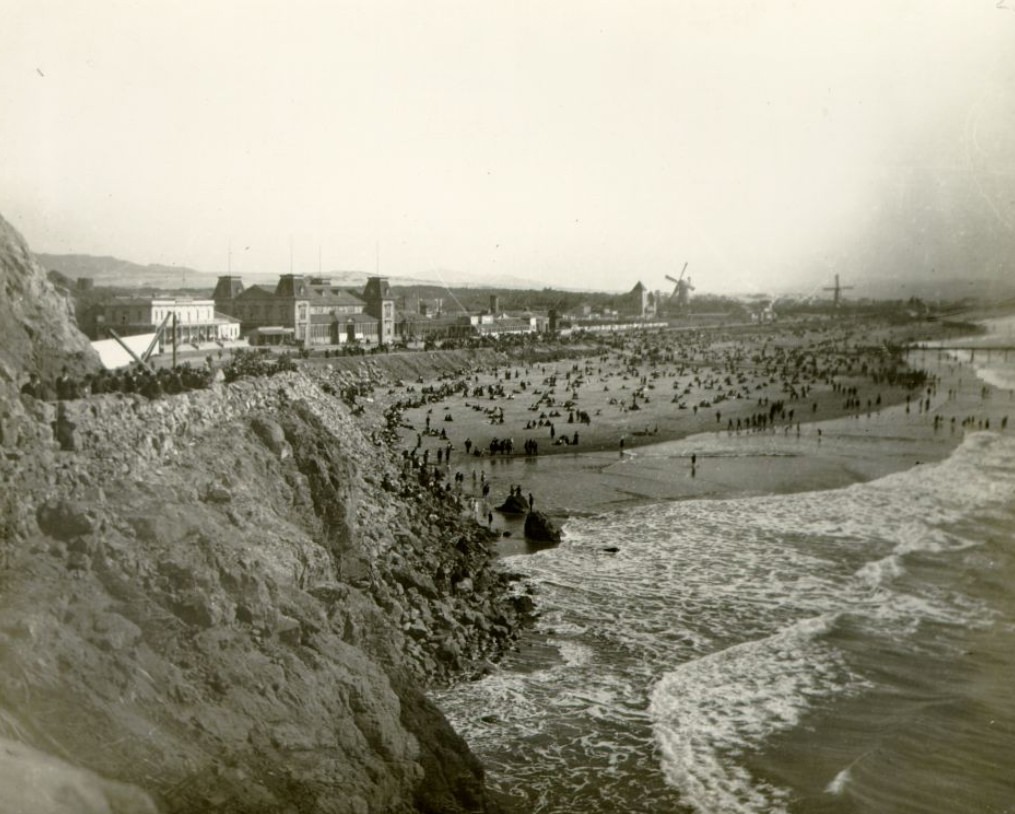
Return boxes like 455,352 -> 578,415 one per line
442,431 -> 1015,812
649,614 -> 849,814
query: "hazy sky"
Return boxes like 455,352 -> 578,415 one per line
3,1 -> 1014,293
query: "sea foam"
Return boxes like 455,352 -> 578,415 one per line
437,434 -> 1015,813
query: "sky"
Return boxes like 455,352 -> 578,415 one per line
2,1 -> 1014,294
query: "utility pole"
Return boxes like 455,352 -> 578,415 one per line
172,312 -> 178,369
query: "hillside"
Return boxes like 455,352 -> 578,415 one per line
36,253 -> 222,290
0,215 -> 527,813
36,253 -> 411,293
0,216 -> 100,384
35,252 -> 562,295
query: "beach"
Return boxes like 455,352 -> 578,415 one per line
381,318 -> 1007,547
422,314 -> 1015,814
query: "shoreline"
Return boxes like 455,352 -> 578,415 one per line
376,317 -> 1013,555
470,319 -> 1015,683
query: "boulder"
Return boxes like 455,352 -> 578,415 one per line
36,499 -> 97,540
524,510 -> 561,543
496,493 -> 528,514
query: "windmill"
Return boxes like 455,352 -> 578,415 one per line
665,262 -> 694,311
823,274 -> 854,307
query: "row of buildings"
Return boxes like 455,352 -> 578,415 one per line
95,275 -> 554,349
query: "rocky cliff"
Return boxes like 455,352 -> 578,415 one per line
0,213 -> 100,385
1,370 -> 527,813
0,214 -> 527,813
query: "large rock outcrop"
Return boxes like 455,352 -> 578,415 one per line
0,212 -> 529,812
0,367 -> 524,813
523,511 -> 562,544
0,212 -> 597,812
0,213 -> 100,385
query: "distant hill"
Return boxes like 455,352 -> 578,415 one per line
35,253 -> 226,290
34,253 -> 578,293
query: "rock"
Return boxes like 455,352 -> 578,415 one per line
249,416 -> 288,456
391,567 -> 439,599
92,611 -> 142,653
511,594 -> 536,615
0,331 -> 522,812
0,736 -> 159,814
36,500 -> 97,541
203,483 -> 233,504
524,510 -> 562,543
496,493 -> 529,514
0,213 -> 101,385
273,614 -> 302,645
53,408 -> 77,452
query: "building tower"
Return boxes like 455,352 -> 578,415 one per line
213,275 -> 245,315
363,276 -> 395,346
275,274 -> 312,344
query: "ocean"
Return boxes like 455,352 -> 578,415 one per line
435,321 -> 1015,814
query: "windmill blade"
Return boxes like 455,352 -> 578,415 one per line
665,275 -> 680,284
678,261 -> 689,282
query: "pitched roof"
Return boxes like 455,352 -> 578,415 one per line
310,289 -> 364,307
236,285 -> 277,300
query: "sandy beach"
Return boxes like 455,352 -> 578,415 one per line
429,316 -> 1015,814
380,318 -> 1012,551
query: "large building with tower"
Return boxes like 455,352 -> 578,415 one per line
361,276 -> 396,346
213,274 -> 397,347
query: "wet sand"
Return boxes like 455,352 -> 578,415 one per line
383,320 -> 1012,550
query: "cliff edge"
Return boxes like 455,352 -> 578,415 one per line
0,214 -> 526,813
0,213 -> 100,385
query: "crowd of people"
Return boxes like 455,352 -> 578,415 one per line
374,321 -> 1015,527
20,363 -> 215,402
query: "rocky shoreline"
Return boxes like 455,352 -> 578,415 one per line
0,207 -> 997,813
1,212 -> 546,814
1,365 -> 541,813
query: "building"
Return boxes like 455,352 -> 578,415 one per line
362,276 -> 395,346
215,274 -> 368,346
395,312 -> 474,344
98,297 -> 240,345
212,271 -> 552,348
470,312 -> 538,337
626,281 -> 658,318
